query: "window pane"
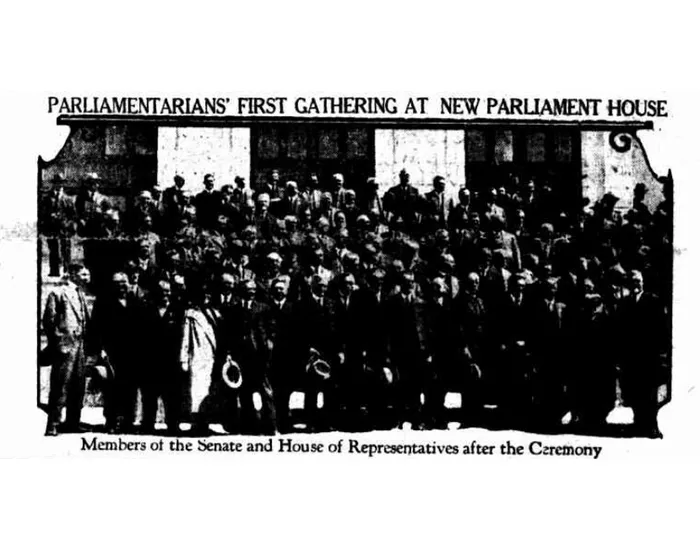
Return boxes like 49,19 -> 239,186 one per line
347,128 -> 368,158
554,132 -> 573,162
494,130 -> 513,163
319,129 -> 340,159
130,126 -> 156,156
466,130 -> 486,162
105,126 -> 128,156
72,126 -> 103,157
526,132 -> 546,162
287,128 -> 308,159
257,129 -> 280,159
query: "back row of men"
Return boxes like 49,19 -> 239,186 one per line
42,168 -> 584,241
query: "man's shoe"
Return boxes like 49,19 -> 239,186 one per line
45,424 -> 59,437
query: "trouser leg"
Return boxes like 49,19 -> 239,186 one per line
109,368 -> 138,432
48,238 -> 60,277
140,379 -> 158,432
46,357 -> 70,431
273,382 -> 292,433
258,376 -> 277,434
64,361 -> 86,430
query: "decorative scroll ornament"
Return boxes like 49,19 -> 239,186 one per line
608,131 -> 634,153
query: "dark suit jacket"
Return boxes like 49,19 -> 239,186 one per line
383,184 -> 421,229
194,190 -> 221,229
352,288 -> 390,365
456,292 -> 488,362
162,186 -> 186,224
90,295 -> 142,369
385,293 -> 428,364
137,301 -> 183,372
274,195 -> 306,219
423,298 -> 461,364
224,300 -> 270,383
618,292 -> 668,402
266,299 -> 298,382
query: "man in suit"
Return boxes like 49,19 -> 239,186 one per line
329,272 -> 365,430
385,270 -> 429,428
482,187 -> 507,227
301,173 -> 323,212
231,176 -> 253,209
494,272 -> 532,421
422,176 -> 453,233
267,277 -> 298,433
330,173 -> 350,209
362,177 -> 385,224
527,276 -> 570,431
275,181 -> 305,219
137,279 -> 184,435
383,169 -> 421,233
260,169 -> 284,201
75,173 -> 109,237
254,192 -> 278,240
223,279 -> 276,435
486,216 -> 521,273
40,175 -> 77,277
194,174 -> 221,229
353,268 -> 393,428
292,274 -> 337,431
619,270 -> 668,438
90,271 -> 143,433
42,264 -> 92,435
455,272 -> 488,425
448,187 -> 472,234
422,277 -> 464,428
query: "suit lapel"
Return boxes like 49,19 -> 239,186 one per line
64,287 -> 83,323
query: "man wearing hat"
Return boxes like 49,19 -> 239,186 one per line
627,182 -> 652,225
40,174 -> 77,276
76,173 -> 109,237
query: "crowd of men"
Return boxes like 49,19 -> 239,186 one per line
40,167 -> 672,438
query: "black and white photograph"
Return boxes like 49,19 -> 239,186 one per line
37,115 -> 673,439
4,5 -> 700,550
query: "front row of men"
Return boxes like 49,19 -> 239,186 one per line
43,263 -> 666,438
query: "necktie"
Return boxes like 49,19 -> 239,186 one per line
77,289 -> 88,329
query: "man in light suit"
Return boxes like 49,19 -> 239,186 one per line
422,176 -> 454,233
42,263 -> 92,436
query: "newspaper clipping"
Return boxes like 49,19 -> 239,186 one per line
36,94 -> 673,459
